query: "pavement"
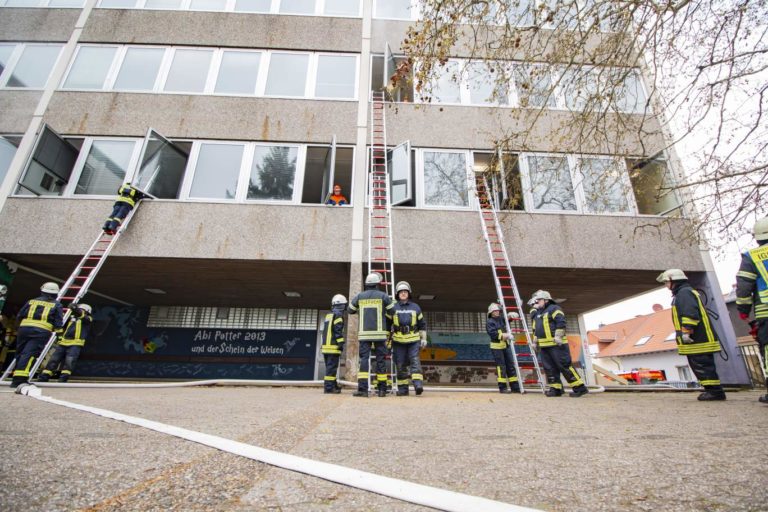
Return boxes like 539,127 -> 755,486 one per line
0,384 -> 766,512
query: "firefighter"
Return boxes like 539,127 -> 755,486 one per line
320,294 -> 347,394
735,215 -> 768,404
11,282 -> 64,388
391,281 -> 427,396
348,272 -> 394,397
103,182 -> 148,235
657,269 -> 726,401
38,303 -> 93,383
530,290 -> 589,397
486,303 -> 520,394
1,311 -> 17,372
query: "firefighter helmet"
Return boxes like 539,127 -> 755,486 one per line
656,269 -> 688,283
754,215 -> 768,241
531,290 -> 553,302
78,303 -> 93,314
331,294 -> 347,306
507,311 -> 520,320
365,272 -> 383,286
487,303 -> 502,316
40,282 -> 60,295
395,281 -> 411,295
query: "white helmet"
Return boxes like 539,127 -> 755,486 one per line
754,215 -> 768,241
0,284 -> 7,297
656,269 -> 688,283
40,282 -> 60,295
395,281 -> 411,295
78,303 -> 92,314
487,303 -> 502,316
507,311 -> 520,320
365,272 -> 383,286
531,290 -> 553,302
331,294 -> 347,306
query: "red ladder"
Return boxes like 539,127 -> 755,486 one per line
474,173 -> 545,393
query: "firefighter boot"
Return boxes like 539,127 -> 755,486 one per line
10,376 -> 27,388
545,387 -> 563,397
37,373 -> 50,382
414,382 -> 424,396
758,394 -> 768,404
697,390 -> 726,401
509,382 -> 520,393
396,385 -> 409,396
569,385 -> 589,398
499,384 -> 512,394
353,388 -> 368,397
58,374 -> 69,383
377,382 -> 387,397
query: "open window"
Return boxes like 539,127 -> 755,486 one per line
133,129 -> 190,199
302,140 -> 353,205
320,135 -> 337,203
388,141 -> 412,206
627,156 -> 682,215
371,44 -> 414,102
0,135 -> 21,187
17,125 -> 79,196
473,150 -> 524,211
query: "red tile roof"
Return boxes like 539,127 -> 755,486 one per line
589,308 -> 677,358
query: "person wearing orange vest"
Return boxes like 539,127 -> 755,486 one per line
325,184 -> 348,205
38,303 -> 93,383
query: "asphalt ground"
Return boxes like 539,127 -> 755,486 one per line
1,385 -> 766,512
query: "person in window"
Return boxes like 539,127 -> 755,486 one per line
391,281 -> 427,396
326,184 -> 348,205
486,303 -> 520,394
103,183 -> 148,235
38,303 -> 93,383
320,294 -> 347,394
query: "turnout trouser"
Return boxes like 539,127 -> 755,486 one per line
758,320 -> 768,392
687,353 -> 724,393
491,346 -> 519,391
104,203 -> 132,232
358,338 -> 388,391
540,344 -> 584,392
393,342 -> 423,391
323,353 -> 340,391
42,344 -> 82,379
12,327 -> 51,380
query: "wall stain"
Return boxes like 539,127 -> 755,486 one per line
261,116 -> 270,140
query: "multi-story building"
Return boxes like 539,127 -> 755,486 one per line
0,0 -> 751,386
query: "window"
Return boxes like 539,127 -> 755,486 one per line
99,0 -> 136,6
474,151 -> 523,210
561,68 -> 602,111
63,46 -> 117,90
188,143 -> 244,200
677,365 -> 692,381
505,0 -> 535,26
17,125 -> 79,196
133,130 -> 190,199
215,51 -> 261,95
613,70 -> 647,113
372,49 -> 415,102
234,0 -> 270,12
627,157 -> 682,215
94,0 -> 360,14
524,155 -> 576,211
145,0 -> 183,8
248,145 -> 298,201
512,64 -> 556,108
422,151 -> 469,208
315,54 -> 356,99
0,136 -> 21,186
427,61 -> 461,104
265,53 -> 308,97
279,0 -> 313,14
388,141 -> 412,206
324,0 -> 359,15
2,44 -> 62,89
75,140 -> 137,196
114,47 -> 164,91
302,142 -> 354,204
163,49 -> 213,93
467,62 -> 509,106
576,157 -> 632,214
374,0 -> 413,19
0,45 -> 14,76
634,335 -> 651,346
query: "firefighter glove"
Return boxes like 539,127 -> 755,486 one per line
749,321 -> 758,340
419,331 -> 427,348
739,312 -> 750,321
681,333 -> 694,344
554,328 -> 566,345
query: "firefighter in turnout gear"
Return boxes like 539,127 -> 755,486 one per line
391,281 -> 427,396
348,272 -> 394,397
657,269 -> 726,401
735,214 -> 768,404
320,294 -> 347,394
530,291 -> 588,397
1,311 -> 17,372
11,282 -> 64,388
103,183 -> 147,235
38,303 -> 93,383
486,303 -> 520,394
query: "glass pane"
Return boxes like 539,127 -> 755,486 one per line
99,0 -> 138,7
0,45 -> 14,77
190,0 -> 226,10
75,140 -> 136,196
324,0 -> 358,15
248,146 -> 297,200
63,46 -> 116,90
134,131 -> 190,199
628,158 -> 680,215
215,51 -> 260,95
423,151 -> 468,207
467,62 -> 508,105
374,0 -> 411,19
144,0 -> 182,7
6,45 -> 61,88
48,0 -> 85,6
513,65 -> 556,108
114,47 -> 164,91
505,0 -> 534,26
315,55 -> 355,98
19,126 -> 79,196
617,71 -> 646,112
279,0 -> 314,13
164,49 -> 213,93
499,153 -> 524,210
4,0 -> 40,5
0,137 -> 21,187
431,61 -> 461,104
389,142 -> 411,205
562,68 -> 600,111
233,0 -> 270,12
189,143 -> 243,200
265,53 -> 308,97
578,158 -> 630,213
527,155 -> 576,211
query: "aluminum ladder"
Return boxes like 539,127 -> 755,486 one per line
474,173 -> 546,393
1,202 -> 144,383
367,90 -> 396,393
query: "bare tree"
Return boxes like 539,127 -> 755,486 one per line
395,0 -> 767,245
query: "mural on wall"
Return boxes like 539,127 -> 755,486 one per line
76,306 -> 317,380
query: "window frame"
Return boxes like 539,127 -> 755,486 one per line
0,43 -> 63,90
571,154 -> 637,216
65,137 -> 144,198
416,148 -> 474,211
60,44 -> 121,91
518,152 -> 580,214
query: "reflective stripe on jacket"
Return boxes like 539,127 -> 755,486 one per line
115,184 -> 141,208
486,316 -> 508,350
59,313 -> 92,347
531,303 -> 566,348
320,309 -> 345,355
391,301 -> 426,343
671,282 -> 721,355
736,243 -> 768,319
348,288 -> 393,340
18,296 -> 64,333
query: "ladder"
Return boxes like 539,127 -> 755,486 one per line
474,173 -> 545,393
1,202 -> 144,383
368,90 -> 396,393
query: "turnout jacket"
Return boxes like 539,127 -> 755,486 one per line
670,281 -> 721,355
348,287 -> 393,340
115,184 -> 146,208
320,307 -> 345,355
17,294 -> 64,333
486,315 -> 510,350
59,310 -> 93,347
530,303 -> 566,348
736,241 -> 768,320
391,300 -> 426,343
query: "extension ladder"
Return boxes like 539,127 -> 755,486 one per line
1,201 -> 144,383
474,173 -> 546,393
368,90 -> 396,393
